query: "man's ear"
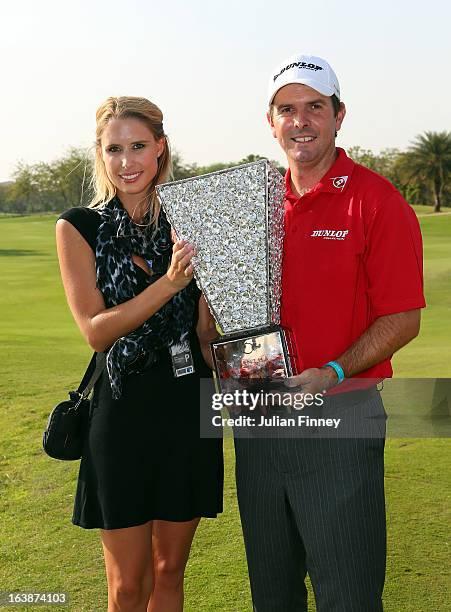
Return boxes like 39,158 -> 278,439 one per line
335,102 -> 346,134
266,109 -> 277,139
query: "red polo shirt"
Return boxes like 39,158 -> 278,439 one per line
281,147 -> 426,383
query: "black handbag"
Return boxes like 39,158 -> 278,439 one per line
43,352 -> 106,460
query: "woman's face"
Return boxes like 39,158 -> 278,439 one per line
100,117 -> 164,205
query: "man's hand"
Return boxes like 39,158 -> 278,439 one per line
285,367 -> 338,395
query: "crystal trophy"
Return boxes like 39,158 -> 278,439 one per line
157,160 -> 298,392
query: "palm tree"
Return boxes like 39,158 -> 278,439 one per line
404,131 -> 451,212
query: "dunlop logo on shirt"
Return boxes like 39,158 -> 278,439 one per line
310,229 -> 350,240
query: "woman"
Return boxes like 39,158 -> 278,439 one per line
56,96 -> 223,612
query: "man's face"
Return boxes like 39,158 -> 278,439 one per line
267,84 -> 345,167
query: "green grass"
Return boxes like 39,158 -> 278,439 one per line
0,214 -> 450,611
412,204 -> 435,215
411,205 -> 451,216
392,212 -> 451,376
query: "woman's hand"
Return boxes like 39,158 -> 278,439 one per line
197,294 -> 219,369
166,240 -> 196,291
196,295 -> 218,344
56,222 -> 195,353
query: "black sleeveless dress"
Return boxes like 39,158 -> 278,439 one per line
59,207 -> 223,529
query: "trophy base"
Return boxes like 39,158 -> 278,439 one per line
210,325 -> 297,394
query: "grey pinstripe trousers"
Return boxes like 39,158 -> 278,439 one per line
234,391 -> 386,611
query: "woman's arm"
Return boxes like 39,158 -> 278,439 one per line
56,219 -> 195,352
196,294 -> 219,369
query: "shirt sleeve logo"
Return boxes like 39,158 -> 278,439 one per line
331,175 -> 348,190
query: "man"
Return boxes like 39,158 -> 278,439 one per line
234,53 -> 425,611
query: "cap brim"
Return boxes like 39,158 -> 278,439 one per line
269,78 -> 335,105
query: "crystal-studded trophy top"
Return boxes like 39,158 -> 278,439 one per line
157,160 -> 285,334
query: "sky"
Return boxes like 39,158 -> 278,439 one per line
1,0 -> 450,182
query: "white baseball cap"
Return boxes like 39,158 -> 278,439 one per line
268,53 -> 340,106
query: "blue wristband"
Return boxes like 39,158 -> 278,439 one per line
324,361 -> 345,383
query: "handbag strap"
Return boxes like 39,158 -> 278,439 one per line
75,352 -> 106,399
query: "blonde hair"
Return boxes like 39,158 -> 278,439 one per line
90,96 -> 171,225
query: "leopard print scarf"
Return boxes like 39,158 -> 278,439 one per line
95,197 -> 196,399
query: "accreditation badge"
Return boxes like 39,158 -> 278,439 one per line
169,340 -> 195,377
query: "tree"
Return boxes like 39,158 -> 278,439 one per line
171,151 -> 199,181
4,148 -> 93,214
348,146 -> 404,191
402,131 -> 451,212
6,162 -> 52,213
48,147 -> 93,209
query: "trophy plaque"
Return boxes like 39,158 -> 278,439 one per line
157,160 -> 298,393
